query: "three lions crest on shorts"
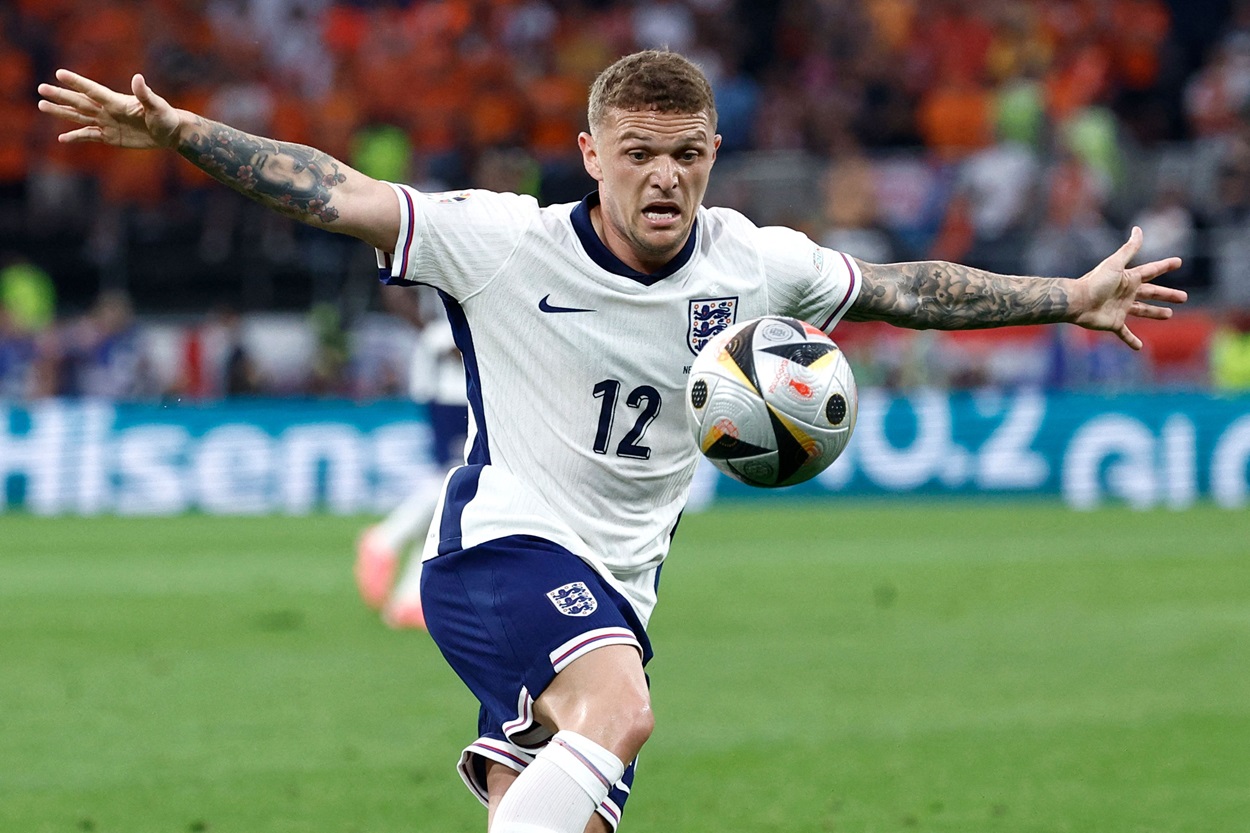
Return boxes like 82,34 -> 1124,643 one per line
546,582 -> 598,616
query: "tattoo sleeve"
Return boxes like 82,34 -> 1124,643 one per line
846,260 -> 1073,329
176,116 -> 347,226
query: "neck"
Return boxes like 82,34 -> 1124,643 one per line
588,203 -> 669,274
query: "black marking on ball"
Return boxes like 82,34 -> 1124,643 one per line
769,408 -> 811,483
761,341 -> 836,367
826,393 -> 847,425
690,379 -> 708,409
774,316 -> 806,336
702,434 -> 773,460
723,318 -> 764,393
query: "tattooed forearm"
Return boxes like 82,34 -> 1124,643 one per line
176,116 -> 346,225
847,260 -> 1073,329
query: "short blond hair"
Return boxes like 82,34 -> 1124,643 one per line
587,50 -> 717,133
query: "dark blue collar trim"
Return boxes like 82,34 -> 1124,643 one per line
571,192 -> 698,286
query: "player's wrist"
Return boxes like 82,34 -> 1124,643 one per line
1062,275 -> 1090,325
164,109 -> 197,150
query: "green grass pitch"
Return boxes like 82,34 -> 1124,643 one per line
1,502 -> 1247,833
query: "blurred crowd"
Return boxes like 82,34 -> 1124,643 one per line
2,0 -> 1250,400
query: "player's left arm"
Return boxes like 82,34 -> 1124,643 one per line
846,227 -> 1187,350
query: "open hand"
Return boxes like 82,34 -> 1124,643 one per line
38,70 -> 180,149
1071,226 -> 1188,350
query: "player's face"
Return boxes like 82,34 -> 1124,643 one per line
579,107 -> 719,274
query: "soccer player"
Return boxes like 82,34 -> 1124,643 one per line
39,50 -> 1187,833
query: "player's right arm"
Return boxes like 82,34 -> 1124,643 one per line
37,70 -> 399,252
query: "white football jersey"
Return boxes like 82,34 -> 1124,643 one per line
376,185 -> 861,624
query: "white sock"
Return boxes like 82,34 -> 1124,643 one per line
490,731 -> 625,833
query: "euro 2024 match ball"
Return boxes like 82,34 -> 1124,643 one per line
686,316 -> 858,488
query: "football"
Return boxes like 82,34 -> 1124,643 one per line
686,316 -> 857,488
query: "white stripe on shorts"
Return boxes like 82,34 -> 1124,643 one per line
548,627 -> 641,673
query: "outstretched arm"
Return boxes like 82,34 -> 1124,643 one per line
37,70 -> 399,252
847,227 -> 1187,350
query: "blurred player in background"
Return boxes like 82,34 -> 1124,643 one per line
356,284 -> 468,630
39,50 -> 1186,833
356,149 -> 534,629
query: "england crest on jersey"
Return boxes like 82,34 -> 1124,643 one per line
688,297 -> 738,355
547,582 -> 598,617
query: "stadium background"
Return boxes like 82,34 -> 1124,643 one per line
2,2 -> 1249,832
2,0 -> 1249,509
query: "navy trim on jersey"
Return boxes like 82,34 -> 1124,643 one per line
397,186 -> 417,278
376,187 -> 421,286
571,193 -> 698,285
437,463 -> 483,555
376,250 -> 418,287
438,290 -> 489,465
820,251 -> 859,331
436,290 -> 488,555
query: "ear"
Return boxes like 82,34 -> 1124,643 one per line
578,131 -> 603,182
711,133 -> 721,164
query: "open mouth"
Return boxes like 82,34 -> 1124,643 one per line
642,203 -> 681,224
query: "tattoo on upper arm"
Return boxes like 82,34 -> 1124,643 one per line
177,117 -> 346,225
847,260 -> 1071,329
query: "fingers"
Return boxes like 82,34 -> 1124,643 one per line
1128,301 -> 1174,320
1117,323 -> 1143,351
1137,282 -> 1188,305
54,68 -> 125,105
1126,224 -> 1143,253
132,73 -> 159,107
55,125 -> 107,144
37,99 -> 97,126
37,82 -> 99,113
1104,225 -> 1143,270
1129,255 -> 1184,283
37,73 -> 109,142
37,90 -> 107,143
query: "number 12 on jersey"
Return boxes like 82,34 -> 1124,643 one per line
591,379 -> 662,460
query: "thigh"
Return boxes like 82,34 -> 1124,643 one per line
422,534 -> 653,750
533,643 -> 651,759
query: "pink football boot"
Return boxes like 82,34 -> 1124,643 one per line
354,527 -> 398,611
382,597 -> 427,631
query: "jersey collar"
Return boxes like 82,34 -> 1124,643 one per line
571,192 -> 698,286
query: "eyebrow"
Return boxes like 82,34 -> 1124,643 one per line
618,129 -> 709,145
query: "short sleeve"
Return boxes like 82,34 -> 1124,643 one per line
375,184 -> 540,300
759,225 -> 862,334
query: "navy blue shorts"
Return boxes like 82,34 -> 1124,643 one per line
421,535 -> 652,829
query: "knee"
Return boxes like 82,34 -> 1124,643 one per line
562,681 -> 653,762
541,679 -> 655,762
611,693 -> 655,758
581,695 -> 652,765
536,644 -> 655,761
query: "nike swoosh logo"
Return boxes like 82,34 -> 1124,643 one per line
538,294 -> 595,314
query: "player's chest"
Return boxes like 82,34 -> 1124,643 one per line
486,268 -> 770,370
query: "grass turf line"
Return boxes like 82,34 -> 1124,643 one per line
0,504 -> 1246,832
